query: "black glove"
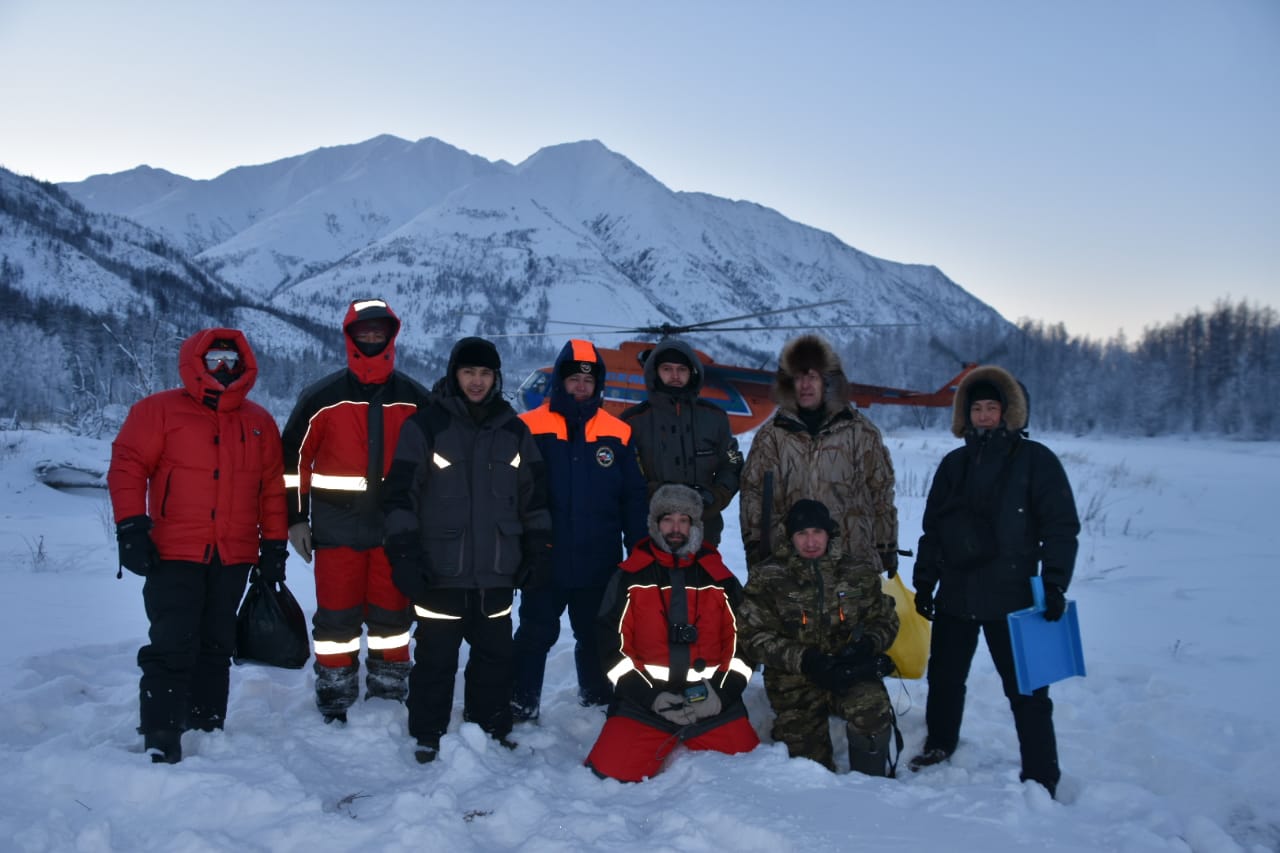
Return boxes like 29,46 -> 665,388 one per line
1043,582 -> 1067,622
116,515 -> 159,577
879,550 -> 899,579
694,485 -> 716,508
385,534 -> 430,602
915,586 -> 935,621
257,539 -> 288,583
838,635 -> 877,667
515,541 -> 552,590
800,648 -> 847,693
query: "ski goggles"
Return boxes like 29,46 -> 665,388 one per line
204,349 -> 241,371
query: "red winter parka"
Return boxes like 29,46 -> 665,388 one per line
108,328 -> 288,565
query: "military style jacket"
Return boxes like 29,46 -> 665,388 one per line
738,538 -> 898,679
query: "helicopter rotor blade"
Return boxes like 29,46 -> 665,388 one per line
671,299 -> 850,333
454,312 -> 641,332
682,322 -> 917,332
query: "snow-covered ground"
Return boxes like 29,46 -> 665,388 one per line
1,425 -> 1276,852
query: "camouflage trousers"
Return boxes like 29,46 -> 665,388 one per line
763,670 -> 892,772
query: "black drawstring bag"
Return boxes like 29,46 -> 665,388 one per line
234,569 -> 310,669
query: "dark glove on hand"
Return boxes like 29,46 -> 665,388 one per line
257,539 -> 288,583
515,541 -> 553,590
1043,582 -> 1067,622
838,634 -> 877,666
694,485 -> 716,508
116,515 -> 159,577
385,534 -> 430,602
800,648 -> 847,693
879,549 -> 899,578
915,586 -> 935,621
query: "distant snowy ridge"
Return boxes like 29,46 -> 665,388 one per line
60,135 -> 1005,368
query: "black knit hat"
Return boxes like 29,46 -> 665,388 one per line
558,359 -> 598,380
452,337 -> 501,370
785,499 -> 836,538
967,380 -> 1003,407
654,348 -> 692,369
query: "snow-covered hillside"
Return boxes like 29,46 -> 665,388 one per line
59,135 -> 1004,368
1,427 -> 1275,852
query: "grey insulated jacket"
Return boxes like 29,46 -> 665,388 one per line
620,339 -> 743,546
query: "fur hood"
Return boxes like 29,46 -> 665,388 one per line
951,364 -> 1028,437
773,334 -> 850,416
647,483 -> 704,558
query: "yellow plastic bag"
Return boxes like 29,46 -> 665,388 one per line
882,574 -> 931,679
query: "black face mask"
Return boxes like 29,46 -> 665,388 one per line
354,339 -> 389,358
211,367 -> 239,387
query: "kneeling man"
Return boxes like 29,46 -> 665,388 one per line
586,485 -> 759,781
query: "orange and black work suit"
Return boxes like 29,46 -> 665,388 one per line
281,300 -> 431,717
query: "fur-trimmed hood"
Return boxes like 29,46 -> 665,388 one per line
647,483 -> 704,558
951,364 -> 1028,437
773,334 -> 850,416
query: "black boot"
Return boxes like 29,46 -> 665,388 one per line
145,729 -> 183,764
315,662 -> 359,722
847,726 -> 892,778
414,735 -> 441,764
365,659 -> 412,703
908,746 -> 953,772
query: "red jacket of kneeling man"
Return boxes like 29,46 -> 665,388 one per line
586,484 -> 759,781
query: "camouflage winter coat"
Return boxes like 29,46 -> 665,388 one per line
738,538 -> 898,677
741,408 -> 897,568
739,335 -> 897,569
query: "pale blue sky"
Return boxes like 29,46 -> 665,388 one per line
2,0 -> 1276,339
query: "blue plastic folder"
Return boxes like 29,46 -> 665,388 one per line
1007,576 -> 1086,695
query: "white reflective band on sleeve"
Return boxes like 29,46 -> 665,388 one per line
367,631 -> 412,650
310,473 -> 368,491
414,605 -> 462,620
643,664 -> 671,681
688,664 -> 718,681
509,452 -> 520,468
432,453 -> 452,469
283,474 -> 301,488
314,638 -> 362,655
486,606 -> 513,619
352,299 -> 387,312
606,659 -> 637,686
729,658 -> 754,680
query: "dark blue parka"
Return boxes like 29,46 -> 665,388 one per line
519,340 -> 648,588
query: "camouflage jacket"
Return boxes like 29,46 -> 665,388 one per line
738,538 -> 898,676
740,406 -> 897,567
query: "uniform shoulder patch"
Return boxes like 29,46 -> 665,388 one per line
595,446 -> 615,467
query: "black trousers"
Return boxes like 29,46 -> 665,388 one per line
408,587 -> 515,742
138,557 -> 251,733
924,612 -> 1060,790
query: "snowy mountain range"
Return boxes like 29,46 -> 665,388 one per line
53,135 -> 1005,371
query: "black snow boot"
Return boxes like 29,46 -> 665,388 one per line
365,659 -> 411,703
908,746 -> 953,772
847,726 -> 893,778
145,729 -> 183,764
315,662 -> 359,722
414,735 -> 441,764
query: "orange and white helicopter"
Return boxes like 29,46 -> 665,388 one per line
509,302 -> 979,435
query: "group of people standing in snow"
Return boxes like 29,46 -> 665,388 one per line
107,297 -> 1079,798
